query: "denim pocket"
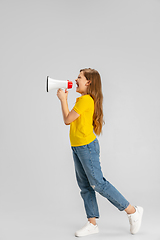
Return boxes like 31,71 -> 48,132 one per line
93,139 -> 100,155
78,144 -> 88,156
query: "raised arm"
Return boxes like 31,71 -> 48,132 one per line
57,89 -> 80,125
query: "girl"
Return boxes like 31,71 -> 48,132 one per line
57,68 -> 143,237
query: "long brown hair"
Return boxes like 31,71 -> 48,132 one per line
80,68 -> 104,135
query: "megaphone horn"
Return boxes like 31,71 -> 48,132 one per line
46,76 -> 73,92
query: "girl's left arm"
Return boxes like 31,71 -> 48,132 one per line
57,89 -> 80,125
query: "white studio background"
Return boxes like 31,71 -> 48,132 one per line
0,0 -> 160,239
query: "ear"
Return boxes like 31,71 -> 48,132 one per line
85,80 -> 91,86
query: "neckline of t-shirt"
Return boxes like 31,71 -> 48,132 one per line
77,94 -> 91,100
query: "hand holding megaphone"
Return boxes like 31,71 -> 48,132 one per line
46,76 -> 73,92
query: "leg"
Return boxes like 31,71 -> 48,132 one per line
125,204 -> 136,214
72,147 -> 99,219
76,139 -> 130,211
88,217 -> 96,225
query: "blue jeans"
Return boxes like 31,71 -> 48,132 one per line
71,138 -> 130,219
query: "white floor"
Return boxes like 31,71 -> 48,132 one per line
0,204 -> 159,240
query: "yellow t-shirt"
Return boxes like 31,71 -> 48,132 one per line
70,94 -> 96,146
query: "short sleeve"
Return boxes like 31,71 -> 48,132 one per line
73,96 -> 92,115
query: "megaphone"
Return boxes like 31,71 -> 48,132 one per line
46,76 -> 73,92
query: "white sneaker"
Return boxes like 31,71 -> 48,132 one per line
75,221 -> 99,237
127,206 -> 144,234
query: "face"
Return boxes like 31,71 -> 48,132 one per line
75,71 -> 91,95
